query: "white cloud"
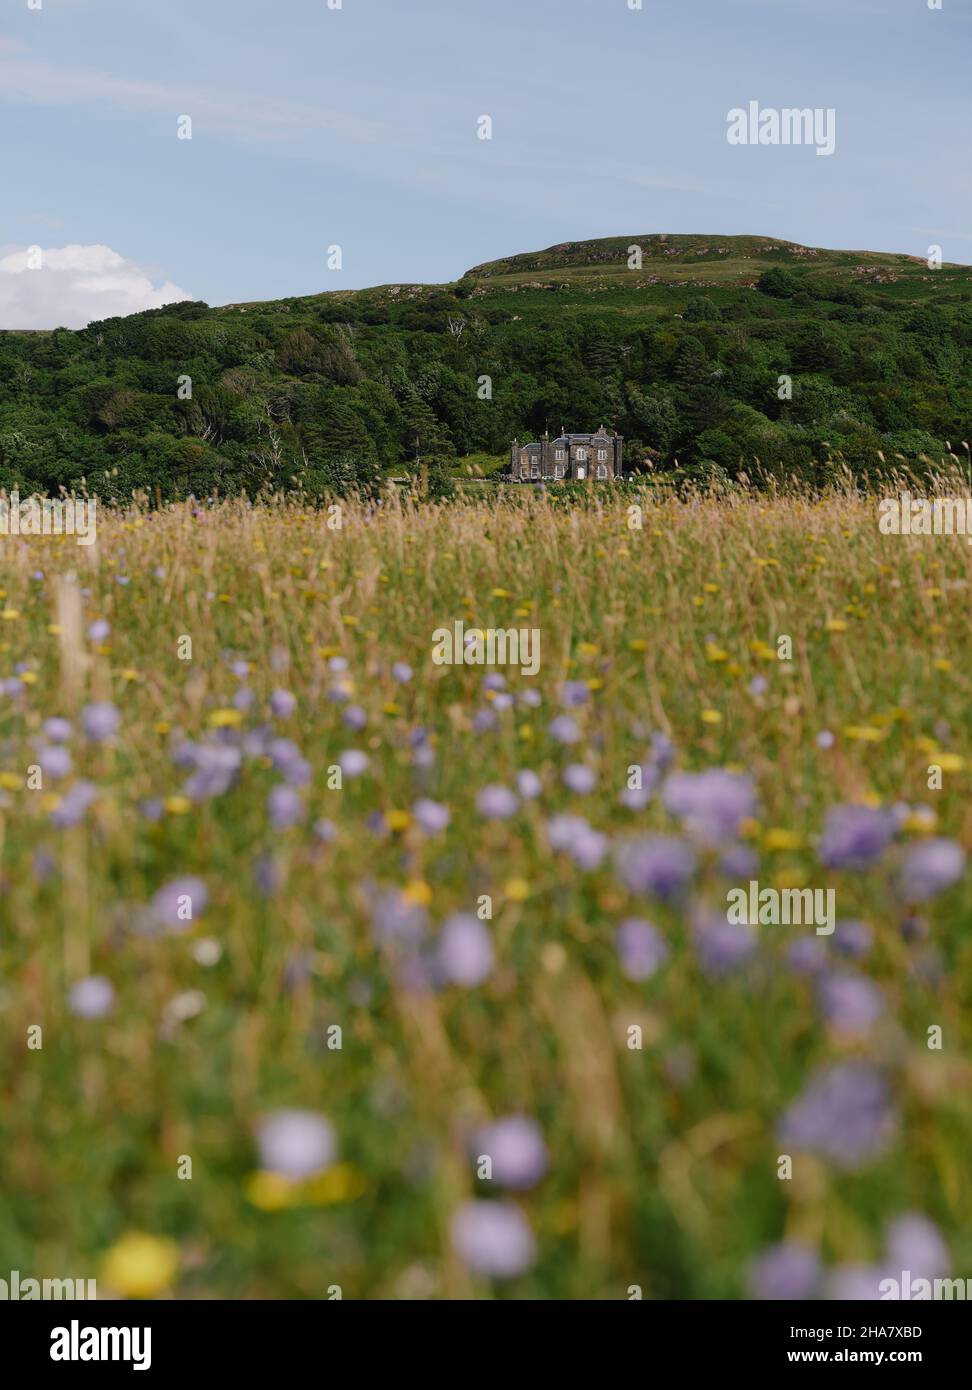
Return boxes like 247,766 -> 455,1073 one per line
0,244 -> 192,329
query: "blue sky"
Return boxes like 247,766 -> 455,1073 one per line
1,0 -> 970,323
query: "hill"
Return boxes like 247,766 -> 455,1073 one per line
1,234 -> 970,498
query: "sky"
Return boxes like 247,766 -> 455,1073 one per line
1,0 -> 970,327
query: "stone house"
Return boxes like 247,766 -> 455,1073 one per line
509,427 -> 623,482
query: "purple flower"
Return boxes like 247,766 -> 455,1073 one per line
81,702 -> 119,743
482,673 -> 506,693
391,661 -> 413,683
548,715 -> 580,745
183,742 -> 241,800
371,891 -> 428,947
68,975 -> 115,1019
269,689 -> 296,719
313,818 -> 337,843
885,1214 -> 949,1280
900,838 -> 965,901
338,749 -> 369,779
36,745 -> 72,781
516,769 -> 542,799
559,680 -> 589,708
719,844 -> 759,879
451,1200 -> 536,1278
472,708 -> 497,733
828,1265 -> 887,1300
779,1063 -> 896,1168
818,803 -> 895,871
547,814 -> 608,871
43,717 -> 72,743
473,1116 -> 548,1189
615,835 -> 695,900
616,918 -> 668,981
816,730 -> 835,750
786,937 -> 828,976
747,1242 -> 821,1301
818,972 -> 884,1034
663,768 -> 757,845
87,619 -> 110,643
268,784 -> 302,830
833,919 -> 872,959
748,675 -> 769,698
492,692 -> 514,712
233,686 -> 254,712
151,875 -> 208,931
519,689 -> 542,709
50,780 -> 97,828
139,797 -> 164,822
413,798 -> 450,834
477,785 -> 518,820
342,704 -> 368,732
256,1109 -> 336,1179
230,659 -> 249,680
438,913 -> 494,986
563,764 -> 596,794
693,911 -> 757,977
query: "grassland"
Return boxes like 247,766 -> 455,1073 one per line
1,482 -> 970,1299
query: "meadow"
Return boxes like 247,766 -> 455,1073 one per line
1,480 -> 970,1300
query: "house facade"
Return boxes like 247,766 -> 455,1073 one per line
509,427 -> 623,483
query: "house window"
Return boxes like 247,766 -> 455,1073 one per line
555,449 -> 565,461
597,449 -> 607,461
575,448 -> 587,462
554,463 -> 564,478
530,458 -> 540,478
520,462 -> 529,478
596,463 -> 608,479
521,453 -> 529,465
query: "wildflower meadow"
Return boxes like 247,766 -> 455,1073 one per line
1,480 -> 970,1301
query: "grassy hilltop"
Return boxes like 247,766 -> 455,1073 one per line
1,234 -> 970,499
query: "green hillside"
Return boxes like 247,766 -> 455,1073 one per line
1,234 -> 970,498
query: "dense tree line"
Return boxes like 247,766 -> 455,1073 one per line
0,261 -> 969,499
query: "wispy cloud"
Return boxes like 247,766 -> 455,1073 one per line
0,49 -> 382,146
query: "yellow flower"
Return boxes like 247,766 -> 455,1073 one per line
100,1232 -> 179,1299
504,877 -> 530,902
208,708 -> 243,728
703,583 -> 720,593
843,725 -> 884,742
385,809 -> 411,832
155,721 -> 171,735
1,608 -> 20,621
246,1171 -> 300,1212
20,671 -> 37,685
825,619 -> 848,633
0,771 -> 22,790
402,879 -> 432,907
302,1163 -> 368,1206
491,588 -> 511,598
47,623 -> 63,635
383,701 -> 401,716
705,643 -> 729,663
933,658 -> 952,673
700,708 -> 722,725
763,828 -> 803,852
577,642 -> 598,659
120,669 -> 140,682
164,795 -> 192,815
935,752 -> 965,773
628,639 -> 649,652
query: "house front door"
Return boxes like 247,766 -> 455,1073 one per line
576,466 -> 585,480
